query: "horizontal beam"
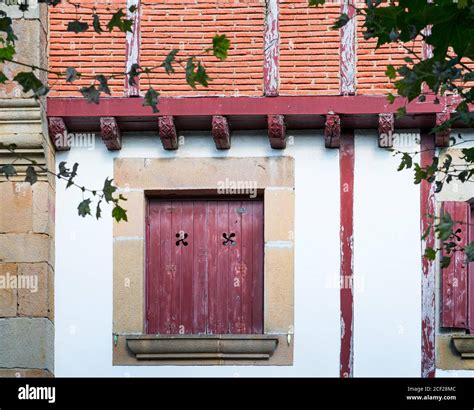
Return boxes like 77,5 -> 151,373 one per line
47,95 -> 450,118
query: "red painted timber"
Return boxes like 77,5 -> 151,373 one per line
264,0 -> 280,96
340,0 -> 357,95
470,205 -> 474,334
251,201 -> 264,334
47,95 -> 452,118
420,132 -> 436,378
125,0 -> 140,96
440,202 -> 469,329
339,130 -> 354,378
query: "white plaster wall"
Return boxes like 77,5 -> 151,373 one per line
55,131 -> 341,377
353,131 -> 422,377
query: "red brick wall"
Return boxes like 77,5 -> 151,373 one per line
279,0 -> 340,96
49,0 -> 127,97
140,1 -> 264,96
48,1 -> 429,98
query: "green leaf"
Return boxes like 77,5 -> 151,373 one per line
308,0 -> 325,6
25,166 -> 38,185
211,34 -> 230,61
385,64 -> 396,80
78,199 -> 92,218
128,63 -> 140,87
107,9 -> 133,33
465,242 -> 474,262
102,177 -> 117,203
79,85 -> 100,104
143,87 -> 159,113
92,14 -> 103,34
397,152 -> 413,171
13,71 -> 49,97
396,106 -> 406,119
112,204 -> 128,222
67,20 -> 89,34
0,164 -> 16,178
424,247 -> 436,261
437,212 -> 454,241
387,93 -> 395,104
162,49 -> 178,74
332,13 -> 350,30
66,163 -> 78,189
0,44 -> 15,62
95,75 -> 111,95
0,71 -> 8,84
65,67 -> 79,83
96,201 -> 102,220
128,4 -> 137,13
195,62 -> 210,87
440,255 -> 451,269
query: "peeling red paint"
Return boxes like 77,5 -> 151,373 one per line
340,0 -> 356,95
340,130 -> 354,378
420,131 -> 436,378
264,0 -> 279,96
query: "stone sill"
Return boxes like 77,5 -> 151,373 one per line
126,334 -> 279,361
452,335 -> 474,358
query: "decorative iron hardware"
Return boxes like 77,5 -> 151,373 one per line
176,232 -> 188,247
223,232 -> 236,246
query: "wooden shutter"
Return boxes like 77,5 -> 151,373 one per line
440,201 -> 469,329
146,200 -> 264,335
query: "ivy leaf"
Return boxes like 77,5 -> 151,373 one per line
308,0 -> 325,6
332,13 -> 350,30
0,71 -> 8,84
437,212 -> 454,241
96,75 -> 111,95
103,177 -> 117,203
465,242 -> 474,262
0,44 -> 15,63
396,107 -> 406,119
25,166 -> 38,185
13,71 -> 49,97
67,20 -> 89,34
385,64 -> 396,80
112,204 -> 128,222
162,49 -> 178,74
80,85 -> 100,104
128,63 -> 140,87
424,247 -> 436,261
0,164 -> 16,178
92,14 -> 103,34
143,86 -> 159,113
211,34 -> 230,61
66,163 -> 79,189
96,201 -> 102,220
107,9 -> 133,33
65,67 -> 79,83
440,255 -> 451,269
78,199 -> 92,218
387,93 -> 395,104
397,153 -> 413,171
128,4 -> 137,13
185,57 -> 197,89
58,161 -> 71,178
195,62 -> 210,87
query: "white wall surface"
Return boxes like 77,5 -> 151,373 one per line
55,130 -> 423,377
353,131 -> 422,377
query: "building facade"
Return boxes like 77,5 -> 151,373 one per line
1,0 -> 473,377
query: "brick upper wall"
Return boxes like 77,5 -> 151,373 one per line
279,1 -> 340,96
48,1 -> 432,98
49,0 -> 127,97
140,1 -> 264,96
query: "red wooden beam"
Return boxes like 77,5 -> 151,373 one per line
435,111 -> 450,147
212,115 -> 231,150
267,114 -> 286,149
48,117 -> 70,151
325,114 -> 341,149
125,0 -> 141,97
340,0 -> 356,95
339,130 -> 354,378
47,95 -> 450,118
100,117 -> 122,151
378,113 -> 395,148
420,131 -> 436,378
158,116 -> 178,150
264,0 -> 279,97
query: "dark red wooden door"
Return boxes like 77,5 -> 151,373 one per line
146,200 -> 264,335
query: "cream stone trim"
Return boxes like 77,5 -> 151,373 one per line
113,156 -> 295,366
